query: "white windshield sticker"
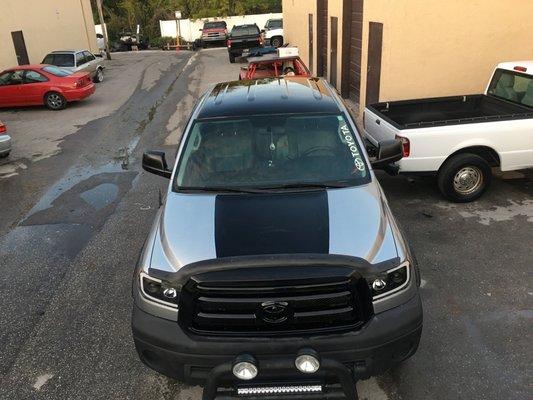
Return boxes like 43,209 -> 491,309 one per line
340,123 -> 366,173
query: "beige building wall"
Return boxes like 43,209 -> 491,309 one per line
282,0 -> 317,74
282,0 -> 345,90
0,0 -> 98,71
360,0 -> 533,112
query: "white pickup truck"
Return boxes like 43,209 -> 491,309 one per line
364,61 -> 533,202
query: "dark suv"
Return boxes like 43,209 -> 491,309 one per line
133,77 -> 423,400
227,24 -> 262,63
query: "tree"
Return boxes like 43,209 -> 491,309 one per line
91,0 -> 281,42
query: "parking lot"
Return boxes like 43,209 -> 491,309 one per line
0,48 -> 531,400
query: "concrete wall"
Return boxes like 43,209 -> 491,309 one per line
361,0 -> 533,112
160,13 -> 283,43
0,0 -> 98,71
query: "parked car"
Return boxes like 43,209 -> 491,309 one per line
227,24 -> 263,63
0,65 -> 95,110
132,77 -> 422,400
262,18 -> 284,47
199,21 -> 227,47
42,50 -> 105,83
239,48 -> 311,80
0,120 -> 11,158
364,61 -> 533,202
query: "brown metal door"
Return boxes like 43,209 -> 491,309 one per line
345,0 -> 364,104
11,31 -> 29,65
316,0 -> 328,77
330,17 -> 338,87
308,14 -> 314,73
365,22 -> 383,105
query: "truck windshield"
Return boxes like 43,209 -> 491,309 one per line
204,22 -> 226,29
231,25 -> 259,37
175,114 -> 370,192
487,68 -> 533,108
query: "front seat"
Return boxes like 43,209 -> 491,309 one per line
494,73 -> 518,102
521,80 -> 533,107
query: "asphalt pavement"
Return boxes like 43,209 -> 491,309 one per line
0,48 -> 531,400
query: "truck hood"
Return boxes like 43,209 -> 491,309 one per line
152,184 -> 399,272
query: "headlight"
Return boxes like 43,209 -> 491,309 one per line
140,272 -> 179,308
367,261 -> 410,300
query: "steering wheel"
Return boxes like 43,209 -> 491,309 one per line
300,146 -> 337,157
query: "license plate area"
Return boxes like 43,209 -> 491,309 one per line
237,384 -> 322,396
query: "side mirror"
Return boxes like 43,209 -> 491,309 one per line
142,151 -> 171,179
371,139 -> 403,170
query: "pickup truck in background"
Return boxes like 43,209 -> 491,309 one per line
261,18 -> 284,47
227,24 -> 263,63
364,61 -> 533,202
200,21 -> 227,47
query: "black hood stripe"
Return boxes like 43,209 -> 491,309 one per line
215,191 -> 329,258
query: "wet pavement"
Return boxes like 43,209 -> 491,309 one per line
0,49 -> 531,400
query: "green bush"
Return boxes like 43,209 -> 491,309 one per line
151,36 -> 175,49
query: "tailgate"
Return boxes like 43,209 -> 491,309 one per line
363,107 -> 399,146
232,37 -> 260,49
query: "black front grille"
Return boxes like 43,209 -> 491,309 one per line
179,271 -> 373,336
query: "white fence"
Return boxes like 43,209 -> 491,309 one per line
159,13 -> 282,43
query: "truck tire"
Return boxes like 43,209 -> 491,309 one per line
229,53 -> 236,63
437,153 -> 492,202
271,36 -> 283,47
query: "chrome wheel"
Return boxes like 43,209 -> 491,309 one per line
96,69 -> 104,82
453,166 -> 483,195
46,93 -> 64,109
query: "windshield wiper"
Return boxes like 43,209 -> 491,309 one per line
177,186 -> 266,194
257,182 -> 352,191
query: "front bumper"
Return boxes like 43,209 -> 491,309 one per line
132,292 -> 422,385
0,134 -> 12,156
202,35 -> 226,42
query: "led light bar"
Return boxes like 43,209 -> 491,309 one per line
237,385 -> 322,396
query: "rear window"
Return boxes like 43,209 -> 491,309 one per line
42,66 -> 73,77
42,53 -> 75,67
204,21 -> 226,30
266,20 -> 283,29
231,25 -> 260,37
487,68 -> 533,108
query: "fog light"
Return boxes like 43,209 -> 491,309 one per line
372,278 -> 387,291
232,355 -> 258,380
295,350 -> 320,374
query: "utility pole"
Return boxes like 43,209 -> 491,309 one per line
96,0 -> 112,60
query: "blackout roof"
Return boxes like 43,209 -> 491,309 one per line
197,77 -> 340,119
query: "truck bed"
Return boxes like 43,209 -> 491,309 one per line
367,94 -> 533,129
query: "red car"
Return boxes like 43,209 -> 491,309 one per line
0,64 -> 95,110
239,54 -> 311,80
